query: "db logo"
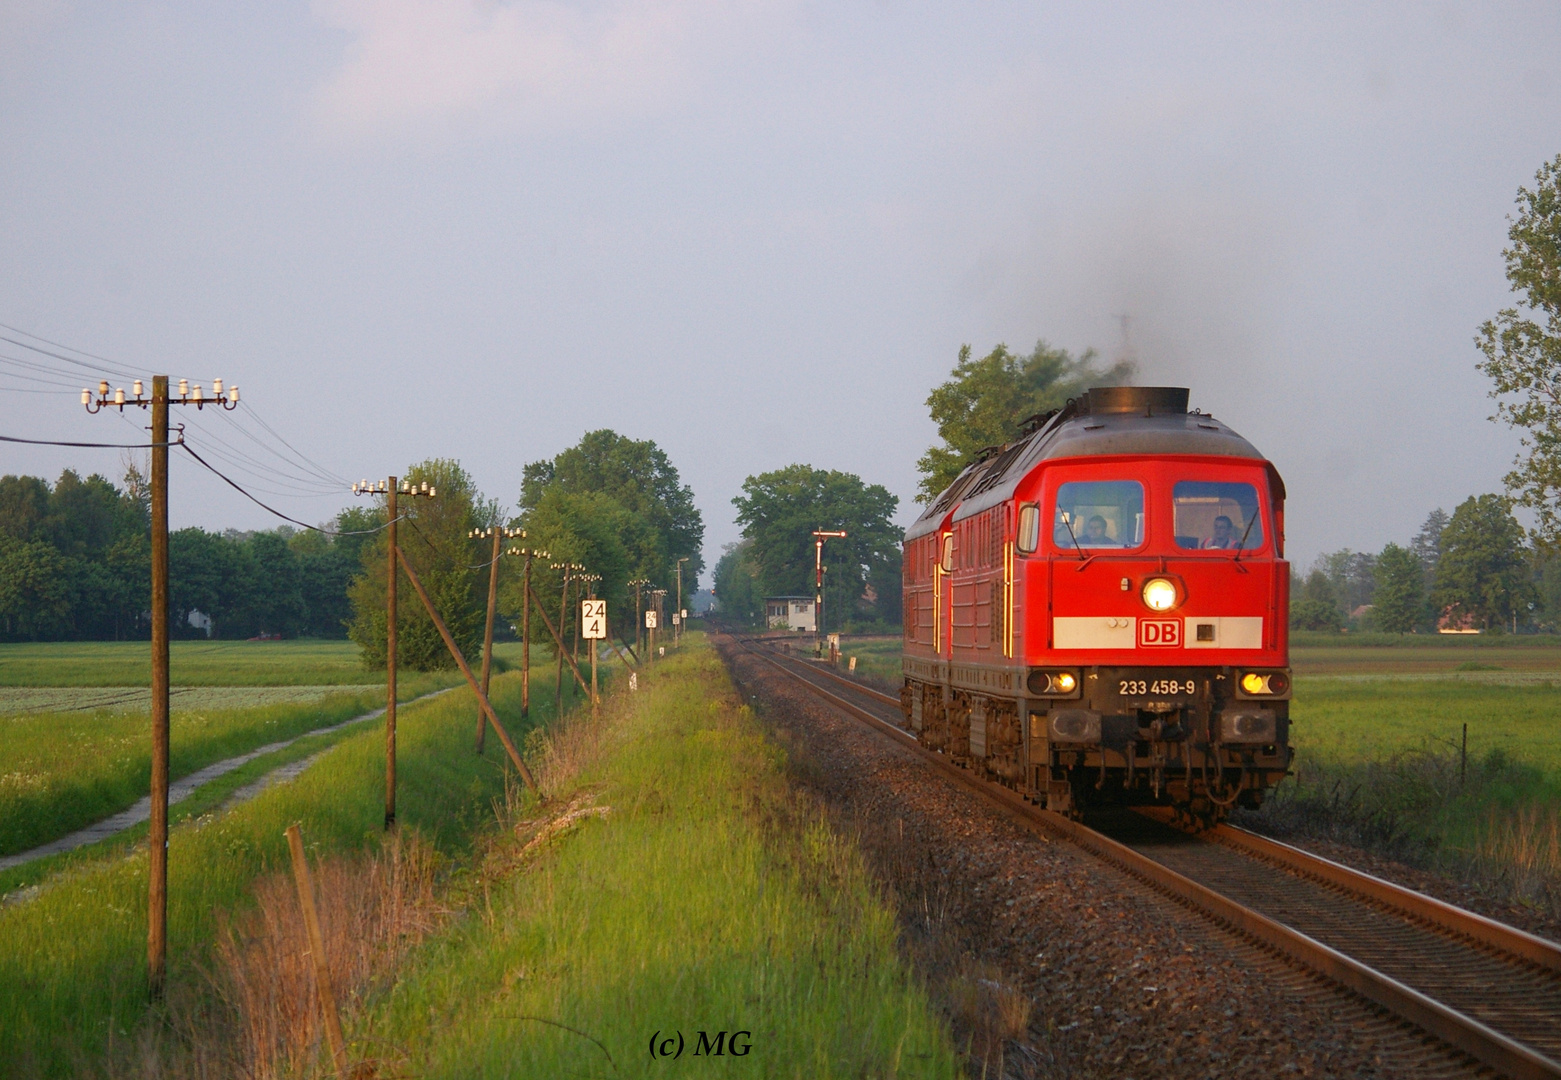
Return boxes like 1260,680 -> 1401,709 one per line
1139,619 -> 1180,647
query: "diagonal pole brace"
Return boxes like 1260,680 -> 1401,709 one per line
394,545 -> 540,796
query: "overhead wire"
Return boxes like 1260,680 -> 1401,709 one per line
0,433 -> 164,449
228,403 -> 353,488
179,441 -> 399,537
0,321 -> 142,378
0,321 -> 410,540
0,331 -> 141,382
179,411 -> 344,496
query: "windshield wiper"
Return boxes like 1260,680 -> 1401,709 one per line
1060,513 -> 1087,561
1231,512 -> 1259,569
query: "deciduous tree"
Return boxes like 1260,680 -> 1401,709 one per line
348,458 -> 484,669
733,465 -> 902,629
916,341 -> 1132,502
1432,494 -> 1533,631
1477,153 -> 1561,547
1289,569 -> 1343,632
1372,543 -> 1426,633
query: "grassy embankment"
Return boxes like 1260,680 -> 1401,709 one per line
1259,638 -> 1561,915
0,635 -> 956,1077
350,635 -> 957,1078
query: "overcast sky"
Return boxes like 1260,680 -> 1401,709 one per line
4,1 -> 1560,583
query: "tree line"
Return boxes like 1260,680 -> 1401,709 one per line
1292,495 -> 1561,634
344,432 -> 705,670
0,466 -> 371,641
0,430 -> 706,672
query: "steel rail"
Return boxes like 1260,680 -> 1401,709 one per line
1200,815 -> 1561,978
727,634 -> 1561,1080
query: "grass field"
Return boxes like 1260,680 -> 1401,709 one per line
0,670 -> 465,860
0,639 -> 390,687
0,668 -> 550,1076
352,637 -> 958,1078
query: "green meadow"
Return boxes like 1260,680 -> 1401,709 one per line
2,684 -> 402,860
0,639 -> 387,687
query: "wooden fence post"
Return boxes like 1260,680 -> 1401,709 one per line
285,824 -> 349,1080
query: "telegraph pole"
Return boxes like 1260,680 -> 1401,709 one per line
628,578 -> 650,655
146,378 -> 170,999
551,562 -> 584,715
469,525 -> 522,754
649,588 -> 667,659
812,529 -> 847,657
85,374 -> 239,999
509,541 -> 550,719
675,557 -> 688,647
353,476 -> 436,829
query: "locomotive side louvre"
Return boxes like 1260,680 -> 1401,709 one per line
901,386 -> 1294,824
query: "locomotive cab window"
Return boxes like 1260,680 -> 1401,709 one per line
1053,481 -> 1144,550
1173,481 -> 1264,551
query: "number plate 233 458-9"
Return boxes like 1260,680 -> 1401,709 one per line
1116,673 -> 1200,699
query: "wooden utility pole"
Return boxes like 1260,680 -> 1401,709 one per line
675,557 -> 687,647
552,562 -> 582,716
385,479 -> 398,830
525,583 -> 591,694
83,373 -> 241,1000
147,374 -> 170,999
351,476 -> 436,829
521,555 -> 531,717
508,541 -> 548,720
474,527 -> 503,755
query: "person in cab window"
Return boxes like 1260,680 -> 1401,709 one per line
1082,515 -> 1118,547
1202,515 -> 1237,549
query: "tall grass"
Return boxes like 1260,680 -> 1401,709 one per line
0,669 -> 550,1077
348,640 -> 959,1078
1248,742 -> 1561,918
0,674 -> 455,858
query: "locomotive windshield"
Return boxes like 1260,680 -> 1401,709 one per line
1173,481 -> 1264,550
1054,481 -> 1144,549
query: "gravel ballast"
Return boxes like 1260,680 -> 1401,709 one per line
718,639 -> 1486,1079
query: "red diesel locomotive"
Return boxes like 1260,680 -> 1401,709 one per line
901,386 -> 1292,822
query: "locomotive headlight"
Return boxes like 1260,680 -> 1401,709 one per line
1027,669 -> 1080,697
1240,672 -> 1271,695
1142,577 -> 1179,612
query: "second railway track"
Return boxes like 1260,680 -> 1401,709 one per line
727,633 -> 1561,1080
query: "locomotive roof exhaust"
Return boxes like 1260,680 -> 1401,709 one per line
1080,386 -> 1189,416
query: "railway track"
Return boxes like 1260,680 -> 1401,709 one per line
727,633 -> 1561,1080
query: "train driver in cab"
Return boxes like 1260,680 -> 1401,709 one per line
1081,514 -> 1118,546
1201,515 -> 1237,549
